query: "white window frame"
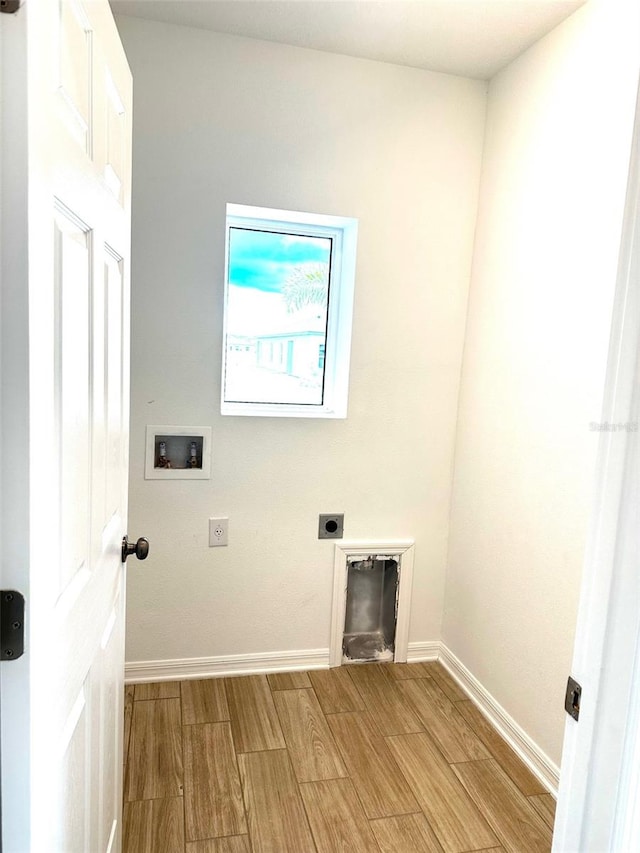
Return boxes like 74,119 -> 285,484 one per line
221,203 -> 358,418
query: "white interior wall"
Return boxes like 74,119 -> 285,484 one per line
115,15 -> 486,664
443,0 -> 640,767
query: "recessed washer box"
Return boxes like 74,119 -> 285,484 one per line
145,425 -> 212,480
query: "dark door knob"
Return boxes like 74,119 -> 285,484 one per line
121,536 -> 150,562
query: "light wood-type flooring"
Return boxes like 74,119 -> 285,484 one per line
123,661 -> 555,853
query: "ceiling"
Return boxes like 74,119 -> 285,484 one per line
110,0 -> 585,80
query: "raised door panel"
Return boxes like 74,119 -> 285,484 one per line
96,591 -> 126,853
54,206 -> 92,599
105,249 -> 125,523
57,681 -> 92,851
58,0 -> 93,152
105,72 -> 126,204
91,252 -> 108,566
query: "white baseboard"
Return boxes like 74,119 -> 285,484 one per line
125,641 -> 441,683
125,638 -> 559,795
125,647 -> 330,683
407,640 -> 440,662
439,643 -> 560,795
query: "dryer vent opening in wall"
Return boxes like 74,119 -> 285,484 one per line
343,555 -> 399,662
330,540 -> 415,667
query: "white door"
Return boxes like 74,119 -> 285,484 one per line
0,1 -> 134,851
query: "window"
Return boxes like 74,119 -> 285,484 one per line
221,204 -> 358,418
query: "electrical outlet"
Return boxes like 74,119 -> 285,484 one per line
318,513 -> 344,539
209,517 -> 229,547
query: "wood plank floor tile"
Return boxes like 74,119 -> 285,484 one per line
528,794 -> 556,830
385,662 -> 435,680
273,688 -> 347,782
124,685 -> 135,765
430,664 -> 468,702
327,711 -> 419,819
386,733 -> 498,853
398,678 -> 489,763
181,679 -> 229,725
226,674 -> 285,753
267,671 -> 311,690
122,667 -> 553,853
123,797 -> 184,853
456,702 -> 547,796
348,664 -> 423,736
125,698 -> 183,801
238,749 -> 316,853
410,663 -> 467,702
308,667 -> 366,714
300,777 -> 380,852
452,759 -> 552,852
370,813 -> 445,852
135,681 -> 181,700
186,838 -> 251,853
346,662 -> 393,688
183,722 -> 246,841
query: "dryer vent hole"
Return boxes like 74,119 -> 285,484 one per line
342,556 -> 399,663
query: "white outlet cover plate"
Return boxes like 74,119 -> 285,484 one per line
209,517 -> 229,547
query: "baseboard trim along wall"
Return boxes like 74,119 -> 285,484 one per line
437,644 -> 561,796
406,640 -> 440,662
124,648 -> 330,682
124,641 -> 441,683
125,639 -> 558,794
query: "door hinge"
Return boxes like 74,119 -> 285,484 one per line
1,1 -> 21,14
565,675 -> 582,721
1,590 -> 25,660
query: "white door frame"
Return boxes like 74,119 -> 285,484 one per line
553,76 -> 640,851
1,2 -> 32,844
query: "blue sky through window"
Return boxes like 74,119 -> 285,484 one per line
228,228 -> 331,293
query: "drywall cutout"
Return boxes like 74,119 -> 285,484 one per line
144,425 -> 212,479
343,555 -> 399,662
330,540 -> 415,667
